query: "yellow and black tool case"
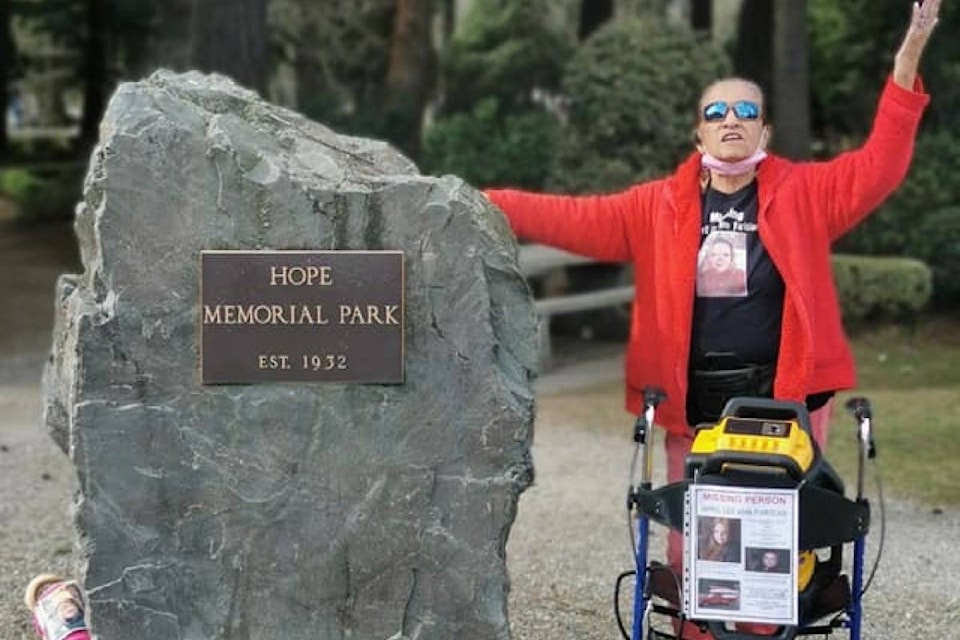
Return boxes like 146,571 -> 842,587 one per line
633,398 -> 869,553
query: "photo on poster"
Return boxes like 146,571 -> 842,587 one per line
696,516 -> 742,563
746,547 -> 791,574
697,578 -> 741,611
696,231 -> 748,298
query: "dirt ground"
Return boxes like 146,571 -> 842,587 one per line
1,217 -> 957,639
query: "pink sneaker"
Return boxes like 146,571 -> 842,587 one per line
23,574 -> 91,640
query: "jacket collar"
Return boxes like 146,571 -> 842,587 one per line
668,151 -> 790,214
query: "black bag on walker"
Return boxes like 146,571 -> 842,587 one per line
687,353 -> 775,425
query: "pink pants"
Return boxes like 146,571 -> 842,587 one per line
663,400 -> 834,639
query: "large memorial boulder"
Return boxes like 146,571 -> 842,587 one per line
43,70 -> 538,639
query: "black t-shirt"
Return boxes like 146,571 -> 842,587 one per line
689,181 -> 833,412
691,181 -> 784,365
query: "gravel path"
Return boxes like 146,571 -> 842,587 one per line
1,385 -> 80,640
1,222 -> 958,639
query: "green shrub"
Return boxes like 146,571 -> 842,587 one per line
423,0 -> 573,190
912,207 -> 960,307
0,167 -> 83,223
549,18 -> 731,194
808,0 -> 960,307
808,1 -> 960,308
0,169 -> 39,200
809,0 -> 960,138
438,0 -> 574,115
836,132 -> 960,257
422,97 -> 559,189
808,0 -> 898,143
832,254 -> 932,325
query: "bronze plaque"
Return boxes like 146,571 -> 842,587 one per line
200,251 -> 404,384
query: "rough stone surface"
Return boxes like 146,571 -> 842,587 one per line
43,70 -> 538,640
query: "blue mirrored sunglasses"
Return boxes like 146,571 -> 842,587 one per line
702,100 -> 761,122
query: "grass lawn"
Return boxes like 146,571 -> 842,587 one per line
830,315 -> 960,507
538,314 -> 960,507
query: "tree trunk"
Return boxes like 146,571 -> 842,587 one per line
79,0 -> 107,149
441,0 -> 455,46
0,0 -> 12,153
384,0 -> 435,159
579,0 -> 614,40
190,0 -> 268,95
691,0 -> 712,34
141,0 -> 193,77
733,0 -> 772,108
771,0 -> 810,159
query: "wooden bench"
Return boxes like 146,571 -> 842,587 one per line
517,244 -> 633,366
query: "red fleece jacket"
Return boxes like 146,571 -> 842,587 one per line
487,78 -> 929,434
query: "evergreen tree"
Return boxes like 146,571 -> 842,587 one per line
423,0 -> 574,188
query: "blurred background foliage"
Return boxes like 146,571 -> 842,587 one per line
422,0 -> 573,189
1,0 -> 958,307
549,17 -> 730,193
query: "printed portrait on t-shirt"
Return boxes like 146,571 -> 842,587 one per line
697,231 -> 748,298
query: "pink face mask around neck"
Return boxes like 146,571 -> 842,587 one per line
701,148 -> 768,176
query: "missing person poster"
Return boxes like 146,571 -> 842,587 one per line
685,485 -> 799,625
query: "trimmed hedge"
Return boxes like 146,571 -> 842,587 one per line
832,254 -> 932,325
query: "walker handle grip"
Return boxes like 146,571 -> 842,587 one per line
633,387 -> 665,444
643,386 -> 666,409
844,397 -> 872,422
845,396 -> 876,459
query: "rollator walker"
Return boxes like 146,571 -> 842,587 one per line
618,388 -> 878,640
